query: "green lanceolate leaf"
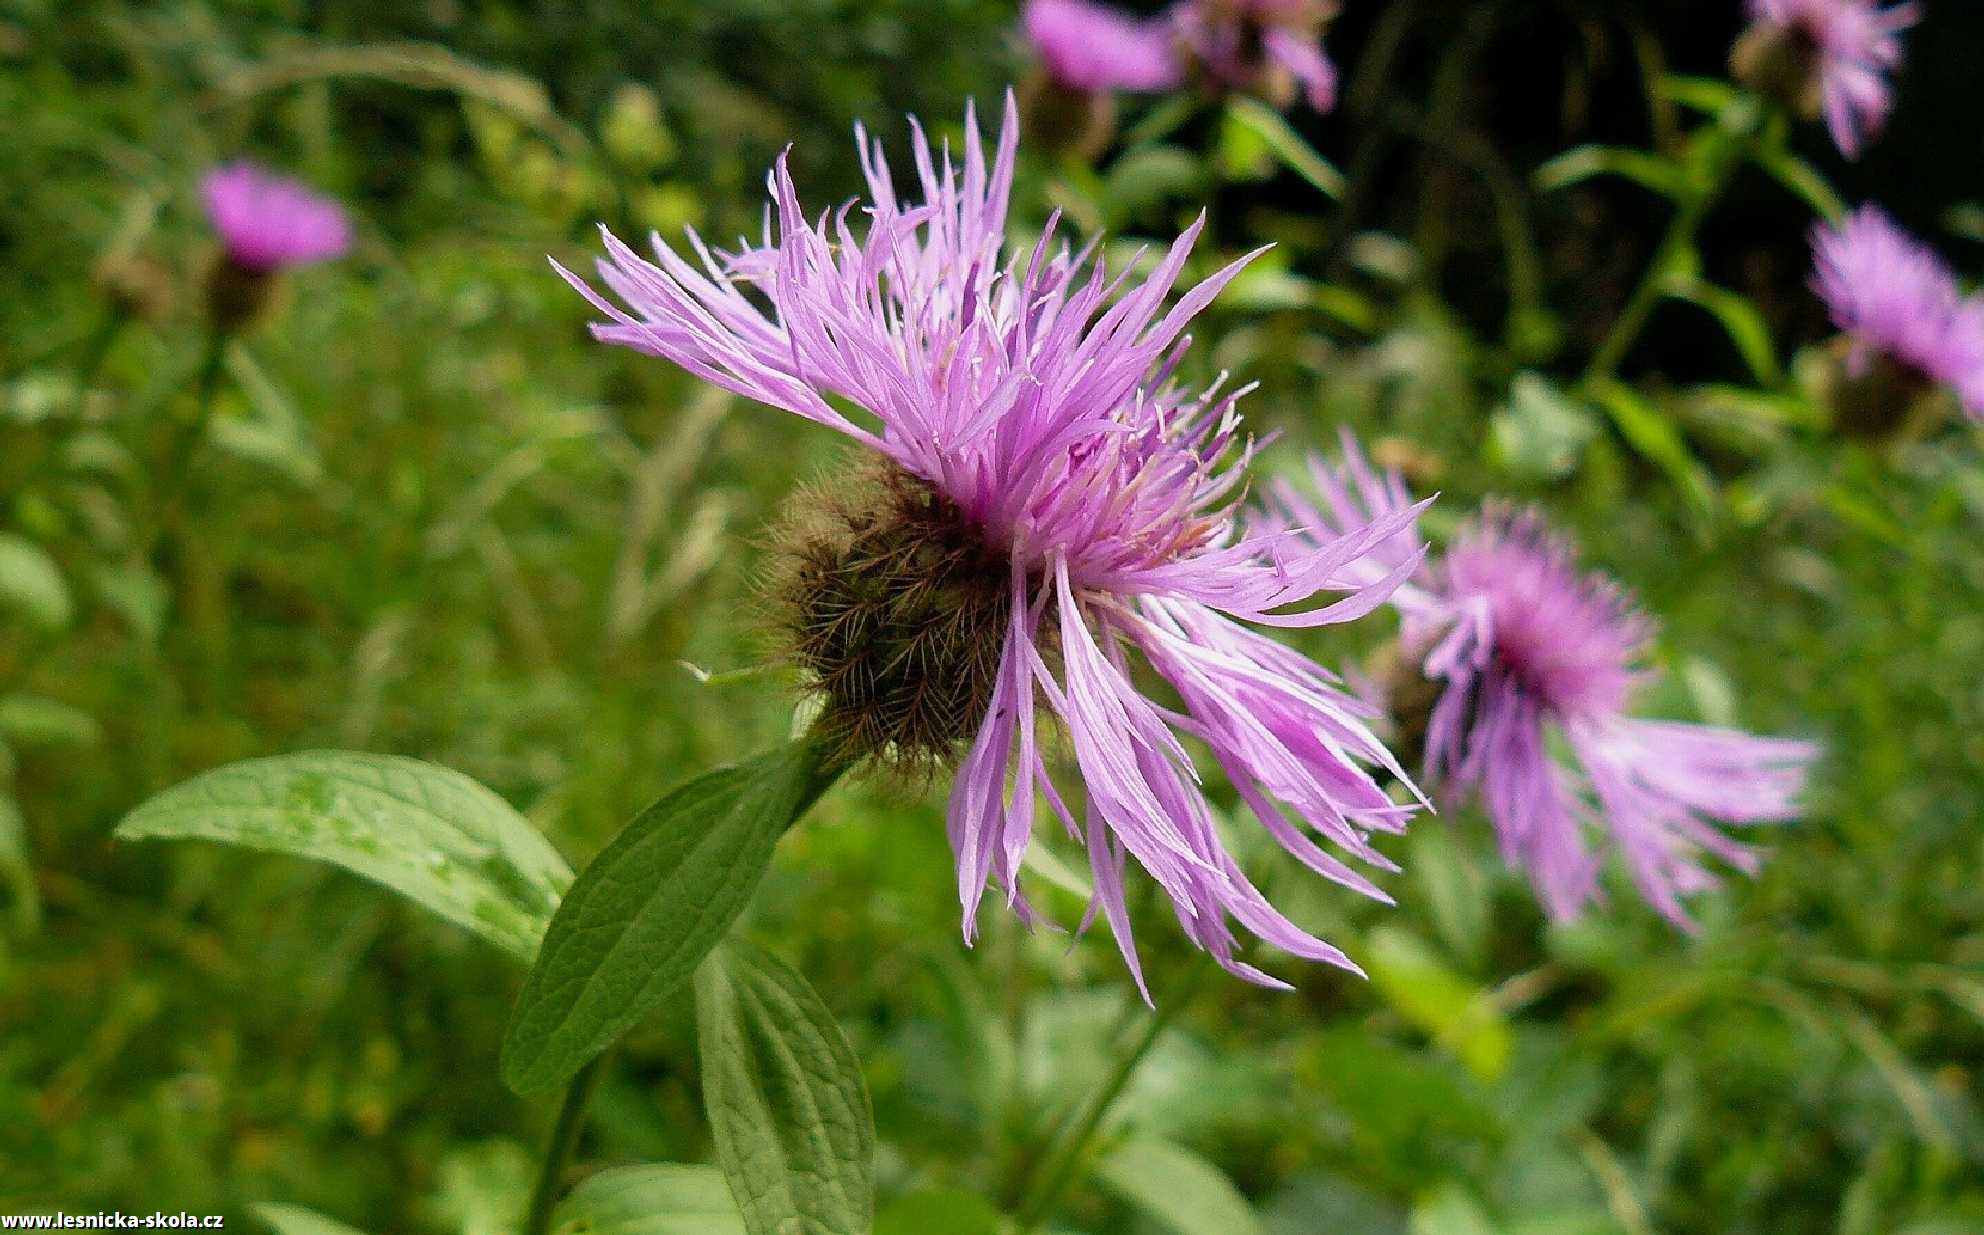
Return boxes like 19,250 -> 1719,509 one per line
1222,97 -> 1346,199
501,741 -> 837,1093
0,533 -> 73,633
253,1203 -> 373,1235
1664,276 -> 1782,386
1585,379 -> 1717,528
115,751 -> 572,964
551,1164 -> 746,1235
0,794 -> 41,935
1365,925 -> 1512,1083
696,939 -> 875,1235
1754,148 -> 1846,222
1660,73 -> 1743,118
0,694 -> 102,748
1534,146 -> 1687,200
1094,1136 -> 1264,1235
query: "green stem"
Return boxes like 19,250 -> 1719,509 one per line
177,329 -> 229,477
523,1054 -> 604,1235
1581,137 -> 1743,387
1012,960 -> 1210,1234
1408,5 -> 1497,277
1326,0 -> 1420,274
73,308 -> 128,395
152,329 -> 229,545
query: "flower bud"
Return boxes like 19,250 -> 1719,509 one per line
1730,20 -> 1824,121
1177,0 -> 1341,113
767,459 -> 1016,771
203,253 -> 277,332
1819,337 -> 1946,441
1018,67 -> 1120,165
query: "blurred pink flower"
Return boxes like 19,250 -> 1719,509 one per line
1275,437 -> 1818,927
1175,0 -> 1340,112
1024,0 -> 1183,93
1812,206 -> 1984,420
201,162 -> 352,270
1742,0 -> 1918,157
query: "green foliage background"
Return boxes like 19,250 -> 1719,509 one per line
2,1 -> 1981,1232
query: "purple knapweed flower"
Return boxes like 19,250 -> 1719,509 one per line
201,162 -> 353,271
1024,0 -> 1184,93
555,97 -> 1431,993
1812,206 -> 1984,421
1273,436 -> 1818,927
1174,0 -> 1340,112
1736,0 -> 1918,158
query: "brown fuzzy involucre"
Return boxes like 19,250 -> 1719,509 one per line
765,458 -> 1016,772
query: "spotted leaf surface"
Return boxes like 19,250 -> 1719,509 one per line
115,751 -> 571,964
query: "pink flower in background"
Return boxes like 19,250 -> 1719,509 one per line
556,98 -> 1431,992
1175,0 -> 1341,112
201,163 -> 353,270
1953,303 -> 1984,422
1024,0 -> 1183,93
1740,0 -> 1918,157
1812,206 -> 1984,420
1275,438 -> 1818,926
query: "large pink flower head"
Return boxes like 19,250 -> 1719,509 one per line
1024,0 -> 1184,93
1812,207 -> 1984,421
200,163 -> 353,271
1737,0 -> 1919,158
555,98 -> 1431,993
1274,436 -> 1818,927
1173,0 -> 1340,112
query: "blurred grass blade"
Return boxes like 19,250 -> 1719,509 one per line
0,533 -> 74,633
90,562 -> 168,646
1102,145 -> 1204,216
1020,840 -> 1093,902
253,1203 -> 373,1235
1822,483 -> 1909,548
1665,277 -> 1782,385
1575,1128 -> 1657,1235
1535,146 -> 1687,199
0,794 -> 40,935
0,695 -> 102,748
1366,925 -> 1512,1082
1660,73 -> 1743,117
1831,1001 -> 1958,1155
1223,98 -> 1346,199
1121,94 -> 1198,148
695,940 -> 876,1235
115,752 -> 572,964
213,40 -> 592,161
1093,1136 -> 1264,1235
501,741 -> 837,1093
1585,380 -> 1717,529
550,1164 -> 746,1235
1754,148 -> 1846,222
